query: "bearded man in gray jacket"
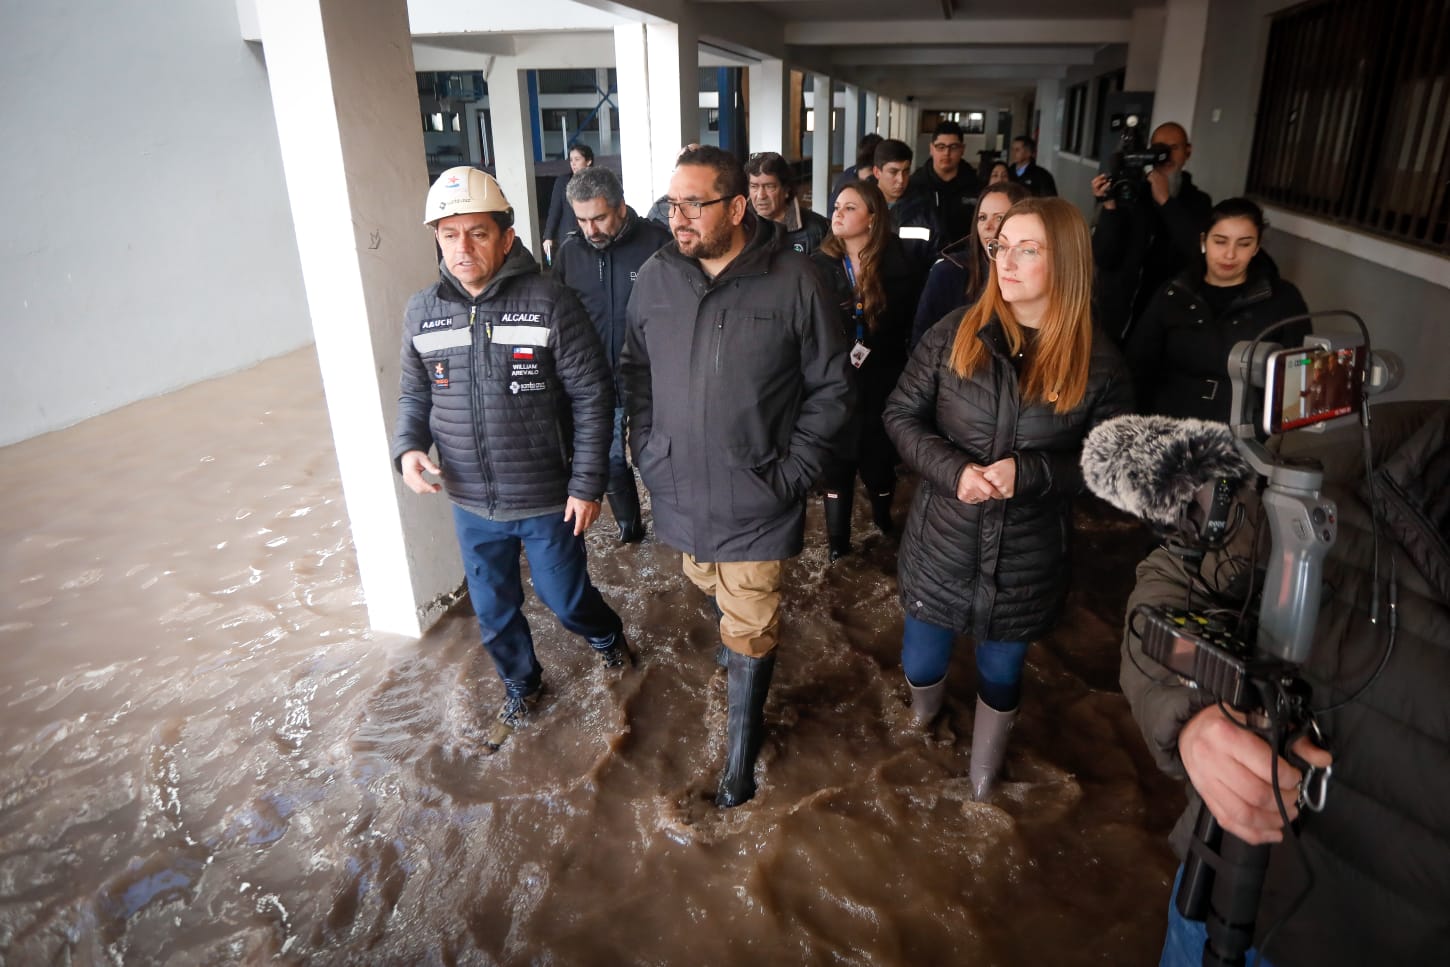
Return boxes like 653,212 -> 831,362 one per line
621,146 -> 854,807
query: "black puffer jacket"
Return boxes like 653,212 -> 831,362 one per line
885,318 -> 1133,638
907,163 -> 980,243
1121,402 -> 1450,965
1127,257 -> 1309,421
391,241 -> 613,516
621,215 -> 854,562
554,207 -> 670,392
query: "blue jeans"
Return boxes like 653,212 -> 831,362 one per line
452,504 -> 622,696
901,614 -> 1028,711
1159,863 -> 1275,967
608,406 -> 631,495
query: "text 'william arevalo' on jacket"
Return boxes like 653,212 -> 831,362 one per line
554,206 -> 671,386
1120,401 -> 1450,965
620,215 -> 855,563
884,318 -> 1133,641
391,239 -> 614,518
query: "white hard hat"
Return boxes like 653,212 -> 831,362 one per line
424,167 -> 513,227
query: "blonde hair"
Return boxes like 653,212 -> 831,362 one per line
947,197 -> 1095,413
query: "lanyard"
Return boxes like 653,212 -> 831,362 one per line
841,256 -> 865,343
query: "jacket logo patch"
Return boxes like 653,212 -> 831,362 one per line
509,380 -> 546,394
512,347 -> 534,359
431,358 -> 450,388
629,271 -> 639,282
792,242 -> 806,253
500,313 -> 542,323
421,317 -> 453,330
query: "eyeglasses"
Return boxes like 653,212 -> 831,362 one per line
985,239 -> 1048,262
931,142 -> 966,152
666,197 -> 730,219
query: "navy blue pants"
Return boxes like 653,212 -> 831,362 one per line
452,504 -> 622,696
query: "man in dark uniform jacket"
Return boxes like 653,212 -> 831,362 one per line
1008,136 -> 1058,197
907,119 -> 979,243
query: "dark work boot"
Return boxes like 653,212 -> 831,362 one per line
588,629 -> 633,670
481,683 -> 543,754
869,490 -> 895,535
716,649 -> 777,808
823,492 -> 854,561
606,477 -> 646,544
969,695 -> 1018,800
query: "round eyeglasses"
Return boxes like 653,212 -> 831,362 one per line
985,239 -> 1047,262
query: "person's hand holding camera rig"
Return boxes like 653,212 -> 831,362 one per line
1178,704 -> 1334,846
1092,163 -> 1176,210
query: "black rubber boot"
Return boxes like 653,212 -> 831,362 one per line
606,477 -> 646,544
716,650 -> 777,808
869,490 -> 895,535
823,492 -> 854,561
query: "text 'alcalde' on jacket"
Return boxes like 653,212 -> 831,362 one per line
391,240 -> 614,518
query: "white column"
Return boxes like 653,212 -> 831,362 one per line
748,57 -> 788,154
487,62 -> 541,259
863,91 -> 879,136
1154,0 -> 1210,132
880,99 -> 893,140
258,0 -> 455,637
1126,6 -> 1166,91
596,67 -> 613,154
810,73 -> 831,216
646,21 -> 698,199
1035,78 -> 1063,177
841,83 -> 860,164
614,24 -> 653,212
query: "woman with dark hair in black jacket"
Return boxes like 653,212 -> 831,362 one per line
1127,197 -> 1310,421
910,181 -> 1029,348
811,180 -> 922,560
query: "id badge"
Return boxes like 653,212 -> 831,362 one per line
849,341 -> 871,369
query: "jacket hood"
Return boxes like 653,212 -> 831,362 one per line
436,237 -> 540,303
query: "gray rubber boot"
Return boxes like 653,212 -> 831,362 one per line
907,675 -> 947,727
968,696 -> 1018,800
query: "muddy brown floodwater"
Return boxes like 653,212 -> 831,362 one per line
1,347 -> 1186,965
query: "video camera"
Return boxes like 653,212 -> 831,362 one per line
1083,316 -> 1402,965
1103,113 -> 1171,204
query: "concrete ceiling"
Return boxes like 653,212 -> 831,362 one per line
405,0 -> 1157,105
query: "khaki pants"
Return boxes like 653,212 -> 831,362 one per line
682,554 -> 783,658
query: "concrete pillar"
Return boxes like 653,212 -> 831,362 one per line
842,82 -> 860,163
646,21 -> 698,196
1126,7 -> 1166,92
1035,78 -> 1063,176
748,58 -> 788,154
810,73 -> 831,216
1154,0 -> 1210,132
257,0 -> 455,637
880,99 -> 893,140
596,67 -> 613,153
864,91 -> 879,135
614,24 -> 653,211
487,62 -> 541,258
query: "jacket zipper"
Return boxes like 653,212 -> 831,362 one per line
468,303 -> 498,514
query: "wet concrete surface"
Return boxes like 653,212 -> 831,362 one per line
0,347 -> 1183,964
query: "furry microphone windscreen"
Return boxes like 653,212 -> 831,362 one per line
1081,415 -> 1254,526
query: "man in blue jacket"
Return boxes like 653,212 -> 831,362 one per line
555,166 -> 670,543
392,167 -> 628,755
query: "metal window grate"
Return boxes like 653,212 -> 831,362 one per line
1246,0 -> 1450,254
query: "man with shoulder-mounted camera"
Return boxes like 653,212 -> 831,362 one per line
1091,121 -> 1212,342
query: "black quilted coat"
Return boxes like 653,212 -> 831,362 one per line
391,241 -> 613,517
884,317 -> 1133,639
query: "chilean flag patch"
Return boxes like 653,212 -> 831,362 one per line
512,347 -> 535,359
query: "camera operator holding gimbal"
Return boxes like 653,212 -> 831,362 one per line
1110,397 -> 1450,965
1092,121 -> 1212,342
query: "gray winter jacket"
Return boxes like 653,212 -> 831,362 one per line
620,215 -> 854,561
391,241 -> 614,518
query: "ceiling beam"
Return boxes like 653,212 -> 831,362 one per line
784,18 -> 1131,46
826,45 -> 1101,67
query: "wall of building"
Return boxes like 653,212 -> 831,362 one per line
0,0 -> 311,446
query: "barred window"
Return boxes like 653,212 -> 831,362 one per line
1064,82 -> 1089,155
1246,0 -> 1450,254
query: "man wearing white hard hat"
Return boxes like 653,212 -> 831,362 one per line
392,167 -> 628,754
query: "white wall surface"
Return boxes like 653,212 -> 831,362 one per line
0,0 -> 310,446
